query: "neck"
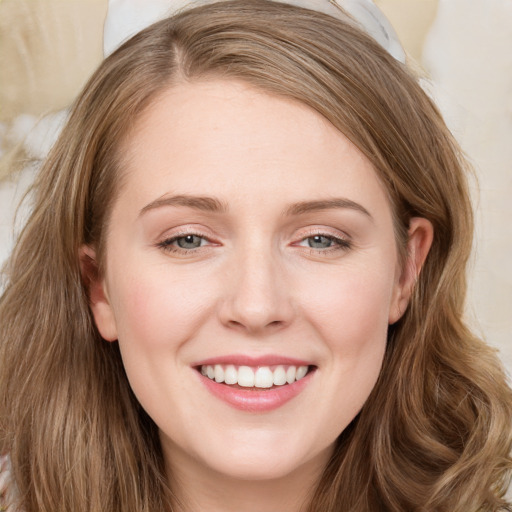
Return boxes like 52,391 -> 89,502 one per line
163,441 -> 331,512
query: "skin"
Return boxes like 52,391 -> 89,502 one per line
84,80 -> 433,512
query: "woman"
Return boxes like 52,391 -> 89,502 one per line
1,1 -> 511,510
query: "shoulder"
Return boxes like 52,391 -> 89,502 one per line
0,454 -> 19,512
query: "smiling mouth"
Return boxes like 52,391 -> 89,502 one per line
197,364 -> 315,389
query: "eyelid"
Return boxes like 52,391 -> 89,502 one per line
293,226 -> 351,242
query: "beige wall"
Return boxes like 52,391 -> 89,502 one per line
0,0 -> 107,122
376,0 -> 439,64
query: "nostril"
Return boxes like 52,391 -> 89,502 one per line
225,319 -> 284,332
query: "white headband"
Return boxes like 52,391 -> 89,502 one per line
103,0 -> 406,62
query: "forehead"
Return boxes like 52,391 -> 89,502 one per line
115,79 -> 390,218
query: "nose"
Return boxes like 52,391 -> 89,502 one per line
218,245 -> 295,335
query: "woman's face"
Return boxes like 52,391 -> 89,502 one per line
88,79 -> 428,484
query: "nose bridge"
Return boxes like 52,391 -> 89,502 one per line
219,234 -> 293,333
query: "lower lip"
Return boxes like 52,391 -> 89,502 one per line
197,370 -> 315,412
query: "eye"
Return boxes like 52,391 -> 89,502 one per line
293,232 -> 352,254
157,232 -> 213,254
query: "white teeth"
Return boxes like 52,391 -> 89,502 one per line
273,365 -> 287,386
296,366 -> 308,380
286,366 -> 296,384
214,365 -> 224,383
224,364 -> 238,385
254,367 -> 274,388
237,366 -> 255,387
200,363 -> 311,388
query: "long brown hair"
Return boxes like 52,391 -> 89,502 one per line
1,1 -> 511,510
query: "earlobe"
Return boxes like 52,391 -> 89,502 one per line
389,217 -> 434,324
79,245 -> 118,342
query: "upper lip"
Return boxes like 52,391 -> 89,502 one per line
192,354 -> 314,367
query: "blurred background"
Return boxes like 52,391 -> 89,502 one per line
0,0 -> 511,375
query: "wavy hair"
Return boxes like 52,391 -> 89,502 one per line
1,1 -> 511,510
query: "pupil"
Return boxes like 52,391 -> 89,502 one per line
309,235 -> 331,249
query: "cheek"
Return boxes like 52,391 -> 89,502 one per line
294,264 -> 393,437
110,264 -> 219,347
297,259 -> 396,346
107,267 -> 220,414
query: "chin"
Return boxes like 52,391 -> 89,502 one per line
206,453 -> 309,482
197,431 -> 330,482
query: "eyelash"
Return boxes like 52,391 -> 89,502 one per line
156,230 -> 352,256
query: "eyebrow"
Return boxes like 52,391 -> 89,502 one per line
140,194 -> 229,216
139,194 -> 372,220
283,198 -> 373,220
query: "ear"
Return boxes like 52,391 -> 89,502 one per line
389,217 -> 434,324
79,245 -> 118,341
